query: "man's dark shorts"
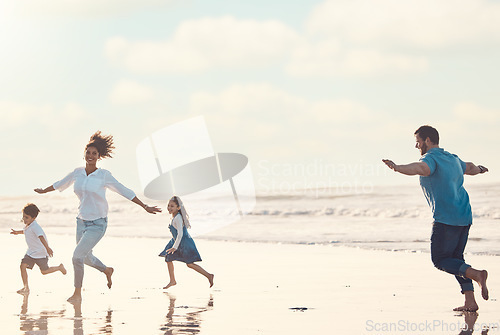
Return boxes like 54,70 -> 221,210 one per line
21,255 -> 49,271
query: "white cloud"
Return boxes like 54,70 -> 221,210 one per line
453,102 -> 500,123
109,80 -> 155,105
284,0 -> 500,77
0,101 -> 87,129
106,16 -> 300,74
306,0 -> 500,48
187,83 -> 386,159
12,0 -> 173,16
286,42 -> 428,76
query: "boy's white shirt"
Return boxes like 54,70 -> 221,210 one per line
52,167 -> 136,221
171,214 -> 184,250
24,220 -> 49,259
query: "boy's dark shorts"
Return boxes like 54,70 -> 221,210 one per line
21,255 -> 49,271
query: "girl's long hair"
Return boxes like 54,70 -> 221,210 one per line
170,196 -> 191,228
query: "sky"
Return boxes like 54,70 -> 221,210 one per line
1,0 -> 500,197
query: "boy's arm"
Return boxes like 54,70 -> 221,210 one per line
10,229 -> 24,235
39,236 -> 53,257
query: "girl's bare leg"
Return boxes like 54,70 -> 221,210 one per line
163,262 -> 176,289
187,263 -> 214,287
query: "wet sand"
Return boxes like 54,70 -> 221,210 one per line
0,234 -> 498,334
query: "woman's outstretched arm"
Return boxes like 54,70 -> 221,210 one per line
131,196 -> 162,214
34,186 -> 55,194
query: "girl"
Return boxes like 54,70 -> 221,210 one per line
35,131 -> 161,302
159,196 -> 214,289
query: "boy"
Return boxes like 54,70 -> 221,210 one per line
11,203 -> 66,294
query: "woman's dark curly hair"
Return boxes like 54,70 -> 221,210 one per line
85,131 -> 115,159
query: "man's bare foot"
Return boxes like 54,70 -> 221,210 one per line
67,295 -> 82,304
453,304 -> 478,312
104,267 -> 114,289
477,270 -> 489,300
16,288 -> 29,295
163,281 -> 176,290
60,264 -> 67,275
208,274 -> 214,288
466,268 -> 489,300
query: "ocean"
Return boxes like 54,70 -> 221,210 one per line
2,182 -> 499,255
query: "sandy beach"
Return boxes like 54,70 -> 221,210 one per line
0,233 -> 498,335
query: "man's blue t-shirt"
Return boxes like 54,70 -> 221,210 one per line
419,147 -> 472,226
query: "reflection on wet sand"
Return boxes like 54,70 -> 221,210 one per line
160,293 -> 214,334
18,293 -> 114,335
19,293 -> 65,334
458,311 -> 490,335
71,300 -> 83,335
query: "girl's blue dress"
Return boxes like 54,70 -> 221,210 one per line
159,217 -> 202,264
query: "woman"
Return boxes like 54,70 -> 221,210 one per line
35,131 -> 161,302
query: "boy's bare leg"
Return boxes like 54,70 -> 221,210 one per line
67,287 -> 82,303
465,268 -> 489,300
453,291 -> 479,312
187,263 -> 214,287
17,263 -> 30,294
163,262 -> 176,289
41,264 -> 67,275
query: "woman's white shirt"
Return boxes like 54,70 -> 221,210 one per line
171,214 -> 184,250
52,167 -> 136,221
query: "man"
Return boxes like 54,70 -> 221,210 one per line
382,125 -> 489,312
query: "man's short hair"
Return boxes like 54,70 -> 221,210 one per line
23,203 -> 40,219
414,125 -> 439,145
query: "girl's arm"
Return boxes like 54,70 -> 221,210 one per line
34,185 -> 55,194
167,216 -> 184,254
39,236 -> 54,257
10,229 -> 24,235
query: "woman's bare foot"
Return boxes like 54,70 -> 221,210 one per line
208,274 -> 214,288
17,287 -> 29,295
67,295 -> 82,304
104,267 -> 114,289
163,281 -> 176,290
60,264 -> 67,275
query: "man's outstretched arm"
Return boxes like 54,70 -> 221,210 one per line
465,162 -> 488,176
382,159 -> 431,176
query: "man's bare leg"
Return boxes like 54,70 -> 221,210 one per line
187,263 -> 214,287
163,262 -> 176,289
17,263 -> 30,294
465,268 -> 489,300
453,291 -> 479,312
